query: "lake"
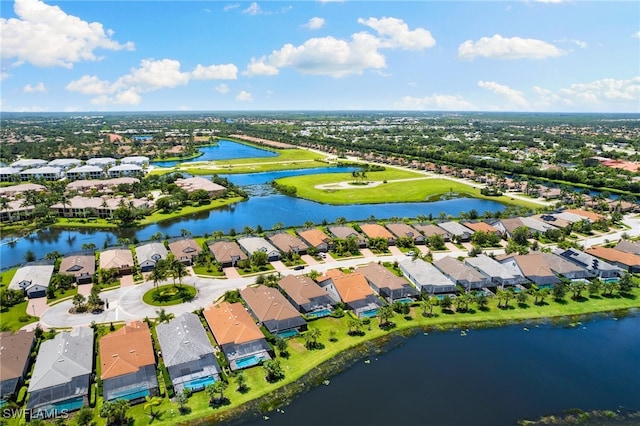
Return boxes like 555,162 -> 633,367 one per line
236,313 -> 640,426
152,139 -> 278,167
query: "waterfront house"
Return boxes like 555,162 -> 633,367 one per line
174,177 -> 226,197
203,302 -> 272,371
86,157 -> 116,168
399,258 -> 458,294
297,228 -> 333,252
168,238 -> 201,265
9,261 -> 54,298
135,242 -> 168,272
357,262 -> 420,302
51,196 -> 150,219
268,232 -> 309,255
107,164 -> 143,178
99,248 -> 134,276
554,248 -> 621,279
99,321 -> 159,403
65,165 -> 105,180
498,254 -> 559,287
437,221 -> 473,242
585,246 -> 640,273
277,275 -> 334,317
536,252 -> 591,280
465,254 -> 526,288
59,251 -> 96,285
20,166 -> 62,182
237,237 -> 280,261
385,223 -> 425,245
240,285 -> 308,337
65,177 -> 139,193
0,330 -> 35,400
0,200 -> 35,223
462,221 -> 500,236
121,156 -> 150,166
208,240 -> 248,267
156,313 -> 221,394
413,223 -> 452,242
434,256 -> 490,291
0,167 -> 22,182
359,223 -> 396,245
27,327 -> 94,414
328,271 -> 385,318
327,225 -> 367,247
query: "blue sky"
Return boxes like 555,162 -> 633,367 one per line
1,0 -> 639,112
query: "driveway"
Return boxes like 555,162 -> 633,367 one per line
27,297 -> 48,318
119,274 -> 135,287
388,246 -> 403,256
301,254 -> 319,266
223,267 -> 241,279
77,283 -> 93,297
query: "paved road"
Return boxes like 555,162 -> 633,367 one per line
29,214 -> 640,330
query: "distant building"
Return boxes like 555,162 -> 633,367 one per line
0,167 -> 22,182
107,164 -> 143,178
48,159 -> 82,170
19,166 -> 62,181
174,177 -> 225,197
86,157 -> 116,168
65,165 -> 104,180
121,156 -> 150,166
10,159 -> 47,169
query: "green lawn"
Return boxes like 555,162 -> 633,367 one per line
0,300 -> 38,332
142,284 -> 197,306
138,197 -> 245,226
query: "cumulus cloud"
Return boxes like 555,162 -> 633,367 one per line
223,4 -> 240,12
303,17 -> 325,30
66,58 -> 238,105
357,17 -> 436,50
214,83 -> 230,94
532,77 -> 640,110
0,0 -> 134,68
633,31 -> 640,39
478,81 -> 528,107
458,34 -> 565,60
244,17 -> 435,78
236,90 -> 253,101
394,94 -> 476,111
243,2 -> 262,15
1,71 -> 12,81
23,82 -> 47,93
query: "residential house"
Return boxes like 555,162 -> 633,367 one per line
537,252 -> 591,280
107,164 -> 143,178
27,328 -> 94,413
437,221 -> 473,242
297,228 -> 333,252
135,242 -> 168,272
66,177 -> 139,193
0,200 -> 35,223
329,271 -> 385,318
554,248 -> 621,279
413,223 -> 452,242
465,254 -> 526,288
359,223 -> 396,245
0,330 -> 35,400
156,313 -> 221,393
168,238 -> 201,265
0,167 -> 22,182
532,214 -> 573,231
237,237 -> 280,261
121,156 -> 150,166
315,269 -> 346,304
48,159 -> 81,170
86,157 -> 116,168
10,159 -> 47,169
562,209 -> 604,223
498,254 -> 559,287
433,256 -> 490,291
327,225 -> 367,247
65,165 -> 105,180
59,251 -> 96,285
357,262 -> 420,302
0,183 -> 46,198
99,321 -> 159,403
9,262 -> 54,298
614,240 -> 640,255
399,258 -> 458,294
385,223 -> 425,245
586,246 -> 640,273
99,248 -> 134,275
174,177 -> 226,197
268,232 -> 309,255
240,285 -> 308,336
463,221 -> 500,236
204,302 -> 272,371
277,275 -> 334,317
20,166 -> 62,182
208,240 -> 248,267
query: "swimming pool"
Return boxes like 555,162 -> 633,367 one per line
361,309 -> 379,318
108,387 -> 150,401
234,354 -> 267,369
394,297 -> 414,304
183,376 -> 215,391
307,308 -> 332,318
276,329 -> 299,338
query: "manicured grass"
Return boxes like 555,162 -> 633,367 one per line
192,266 -> 225,277
142,284 -> 197,306
1,268 -> 17,287
138,197 -> 244,226
0,300 -> 38,332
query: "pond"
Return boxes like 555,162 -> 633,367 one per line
236,313 -> 640,426
152,139 -> 278,167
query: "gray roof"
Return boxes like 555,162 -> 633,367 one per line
237,236 -> 278,255
67,165 -> 104,173
9,262 -> 54,292
86,157 -> 116,166
19,166 -> 61,175
554,248 -> 620,274
28,328 -> 94,392
48,159 -> 82,168
108,164 -> 143,172
0,167 -> 22,175
135,242 -> 168,264
10,159 -> 47,168
434,256 -> 489,285
437,221 -> 473,237
465,254 -> 521,281
520,216 -> 558,233
156,313 -> 217,369
614,240 -> 640,255
399,258 -> 456,289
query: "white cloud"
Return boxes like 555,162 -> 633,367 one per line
243,17 -> 434,78
23,82 -> 47,93
478,81 -> 528,107
191,64 -> 238,80
394,94 -> 476,111
531,0 -> 564,3
0,0 -> 134,68
214,84 -> 230,94
67,58 -> 238,105
458,34 -> 565,60
358,17 -> 436,50
633,31 -> 640,39
1,71 -> 11,81
236,90 -> 253,101
555,38 -> 588,49
224,4 -> 240,12
558,77 -> 640,103
303,17 -> 325,30
243,2 -> 262,15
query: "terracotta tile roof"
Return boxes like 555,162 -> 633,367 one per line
463,221 -> 499,234
278,274 -> 330,306
359,223 -> 394,239
562,209 -> 604,222
99,321 -> 155,380
332,272 -> 375,303
298,229 -> 331,248
203,302 -> 265,346
586,246 -> 640,268
318,268 -> 345,283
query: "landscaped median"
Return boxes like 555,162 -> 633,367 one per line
83,284 -> 640,426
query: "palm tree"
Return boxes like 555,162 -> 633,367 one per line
168,254 -> 187,287
72,293 -> 86,311
155,308 -> 174,324
304,327 -> 322,349
421,295 -> 435,316
143,396 -> 162,418
149,266 -> 167,294
377,305 -> 394,327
